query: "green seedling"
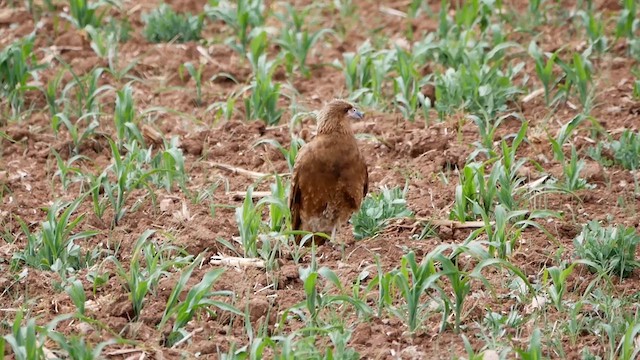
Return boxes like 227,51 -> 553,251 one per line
529,41 -> 559,106
579,11 -> 607,53
574,221 -> 640,278
610,130 -> 640,170
64,0 -> 106,28
179,62 -> 205,106
277,24 -> 334,78
543,262 -> 576,311
392,47 -> 431,122
351,185 -> 413,240
151,136 -> 188,192
114,84 -> 144,148
143,4 -> 203,43
515,328 -> 543,359
98,138 -> 157,227
3,311 -> 47,360
159,255 -> 240,347
236,186 -> 262,258
294,253 -> 372,329
206,0 -> 265,55
51,112 -> 100,155
557,51 -> 594,113
615,0 -> 637,40
243,55 -> 284,125
253,137 -> 305,173
110,230 -> 189,321
387,250 -> 445,333
474,203 -> 553,259
47,332 -> 114,360
334,41 -> 393,107
44,68 -> 65,117
550,140 -> 589,192
12,197 -> 99,276
0,33 -> 41,116
52,151 -> 89,191
65,279 -> 87,315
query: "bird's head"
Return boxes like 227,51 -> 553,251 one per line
316,99 -> 364,134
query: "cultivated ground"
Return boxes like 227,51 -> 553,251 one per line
1,0 -> 640,359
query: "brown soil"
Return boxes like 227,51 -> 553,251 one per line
1,0 -> 640,359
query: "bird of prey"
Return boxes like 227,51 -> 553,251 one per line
288,99 -> 369,246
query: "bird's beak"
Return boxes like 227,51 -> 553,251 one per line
349,110 -> 364,120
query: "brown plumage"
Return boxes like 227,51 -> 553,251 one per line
289,99 -> 368,245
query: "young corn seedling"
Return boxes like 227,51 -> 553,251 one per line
618,319 -> 640,360
100,138 -> 156,227
52,151 -> 89,191
579,11 -> 608,53
573,221 -> 640,278
434,43 -> 524,119
60,66 -> 113,118
387,250 -> 446,333
236,186 -> 262,257
550,137 -> 590,192
474,204 -> 551,259
151,136 -> 189,193
86,24 -> 119,60
64,0 -> 106,28
65,279 -> 87,315
143,4 -> 203,43
256,174 -> 289,233
615,0 -> 637,40
557,51 -> 594,113
543,262 -> 575,311
206,0 -> 266,55
0,33 -> 40,116
3,311 -> 48,360
276,21 -> 334,78
159,256 -> 240,347
47,333 -> 114,360
51,112 -> 100,155
110,230 -> 188,321
114,84 -> 145,149
253,137 -> 305,173
515,328 -> 543,359
528,0 -> 545,26
12,197 -> 99,275
44,68 -> 65,117
351,185 -> 413,240
178,62 -> 205,106
334,42 -> 393,107
294,254 -> 372,329
528,41 -> 560,106
243,55 -> 284,125
392,47 -> 431,122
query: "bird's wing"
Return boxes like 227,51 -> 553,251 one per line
289,144 -> 311,232
363,164 -> 369,197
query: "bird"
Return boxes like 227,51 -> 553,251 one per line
288,99 -> 369,246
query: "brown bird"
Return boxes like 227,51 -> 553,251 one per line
289,99 -> 368,246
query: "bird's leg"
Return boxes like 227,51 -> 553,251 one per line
330,226 -> 337,244
331,225 -> 346,259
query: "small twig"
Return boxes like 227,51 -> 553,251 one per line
171,327 -> 204,349
207,162 -> 270,179
415,218 -> 490,228
379,5 -> 407,18
522,88 -> 545,103
106,349 -> 144,356
210,255 -> 265,268
228,190 -> 271,200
